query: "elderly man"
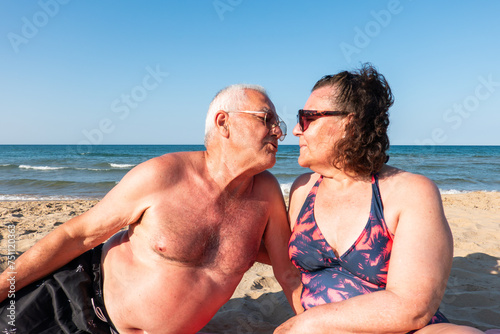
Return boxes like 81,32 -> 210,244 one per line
0,84 -> 302,333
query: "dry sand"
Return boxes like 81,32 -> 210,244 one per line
1,192 -> 499,332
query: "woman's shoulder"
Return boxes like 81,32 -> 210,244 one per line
377,165 -> 446,235
288,173 -> 320,217
290,172 -> 320,195
378,165 -> 441,204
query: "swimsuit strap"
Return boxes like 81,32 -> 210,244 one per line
371,173 -> 384,219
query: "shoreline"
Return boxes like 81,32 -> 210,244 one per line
1,192 -> 499,331
1,189 -> 499,202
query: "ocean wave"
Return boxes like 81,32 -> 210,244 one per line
17,165 -> 130,172
19,165 -> 66,171
0,164 -> 16,169
109,163 -> 136,169
0,178 -> 117,189
0,194 -> 95,201
439,189 -> 499,195
75,167 -> 118,172
439,189 -> 469,195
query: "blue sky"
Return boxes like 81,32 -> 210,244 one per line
1,1 -> 499,146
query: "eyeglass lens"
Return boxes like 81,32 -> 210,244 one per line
297,110 -> 348,131
269,114 -> 287,141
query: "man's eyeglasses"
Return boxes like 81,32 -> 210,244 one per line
297,109 -> 349,131
228,110 -> 287,141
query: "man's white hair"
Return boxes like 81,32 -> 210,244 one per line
204,84 -> 268,146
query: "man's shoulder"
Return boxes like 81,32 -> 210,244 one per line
254,170 -> 280,190
254,170 -> 278,182
253,171 -> 284,201
125,151 -> 205,186
141,151 -> 204,172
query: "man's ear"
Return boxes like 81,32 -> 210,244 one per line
215,110 -> 230,138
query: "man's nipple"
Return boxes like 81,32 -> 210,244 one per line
154,241 -> 168,253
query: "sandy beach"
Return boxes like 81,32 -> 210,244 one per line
1,192 -> 499,332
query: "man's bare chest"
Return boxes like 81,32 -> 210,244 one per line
137,200 -> 269,272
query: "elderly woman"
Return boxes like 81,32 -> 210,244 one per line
275,65 -> 483,333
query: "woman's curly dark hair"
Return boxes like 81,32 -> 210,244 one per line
312,63 -> 394,176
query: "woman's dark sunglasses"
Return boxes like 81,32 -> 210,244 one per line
297,109 -> 349,131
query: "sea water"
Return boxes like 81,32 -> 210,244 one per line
0,145 -> 499,200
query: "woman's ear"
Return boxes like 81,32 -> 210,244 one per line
341,113 -> 353,139
215,110 -> 230,138
344,113 -> 354,124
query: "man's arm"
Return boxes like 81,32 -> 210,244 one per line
275,173 -> 453,333
260,172 -> 304,314
256,241 -> 272,265
0,158 -> 162,302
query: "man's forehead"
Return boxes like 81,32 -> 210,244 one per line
243,89 -> 276,113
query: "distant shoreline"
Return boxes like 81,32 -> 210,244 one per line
1,188 -> 499,202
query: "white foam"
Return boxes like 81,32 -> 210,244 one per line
439,189 -> 464,195
109,163 -> 135,169
440,189 -> 499,195
19,165 -> 66,170
280,182 -> 292,198
0,194 -> 86,201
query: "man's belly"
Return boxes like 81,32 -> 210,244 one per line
101,231 -> 245,334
